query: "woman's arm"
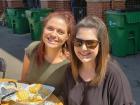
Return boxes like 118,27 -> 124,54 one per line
20,54 -> 30,82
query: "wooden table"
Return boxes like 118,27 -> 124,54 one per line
0,78 -> 17,82
0,78 -> 63,105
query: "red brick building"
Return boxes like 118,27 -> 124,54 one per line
0,0 -> 125,19
40,0 -> 125,19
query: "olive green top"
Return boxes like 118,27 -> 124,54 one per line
24,41 -> 69,95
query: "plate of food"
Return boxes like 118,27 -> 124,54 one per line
44,101 -> 55,105
0,81 -> 55,105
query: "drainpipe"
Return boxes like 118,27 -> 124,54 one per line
110,0 -> 115,10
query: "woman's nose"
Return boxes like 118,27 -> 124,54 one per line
51,30 -> 58,37
81,43 -> 88,50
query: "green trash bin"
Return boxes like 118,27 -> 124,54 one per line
105,10 -> 140,56
12,17 -> 29,34
126,11 -> 140,52
30,21 -> 43,41
5,8 -> 16,28
29,8 -> 53,22
11,8 -> 30,34
5,15 -> 11,28
25,8 -> 54,40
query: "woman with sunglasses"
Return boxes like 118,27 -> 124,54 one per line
21,11 -> 75,96
62,16 -> 135,105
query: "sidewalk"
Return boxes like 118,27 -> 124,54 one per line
0,26 -> 140,104
0,26 -> 32,80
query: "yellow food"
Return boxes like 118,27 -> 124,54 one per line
16,90 -> 29,101
31,95 -> 43,101
29,84 -> 42,94
15,84 -> 44,103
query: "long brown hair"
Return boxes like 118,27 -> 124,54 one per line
35,11 -> 76,66
70,16 -> 109,86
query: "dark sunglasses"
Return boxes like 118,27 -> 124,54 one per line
73,38 -> 100,49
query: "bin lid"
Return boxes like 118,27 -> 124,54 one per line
105,10 -> 140,24
105,10 -> 125,15
125,12 -> 140,23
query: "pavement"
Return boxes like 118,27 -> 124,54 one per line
0,26 -> 32,80
0,25 -> 140,104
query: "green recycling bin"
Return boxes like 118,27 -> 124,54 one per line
5,8 -> 16,28
126,11 -> 140,52
10,8 -> 30,34
12,17 -> 29,34
25,8 -> 54,40
30,21 -> 43,41
5,14 -> 12,28
105,10 -> 140,56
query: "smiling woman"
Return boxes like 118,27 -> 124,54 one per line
20,11 -> 76,96
62,16 -> 135,105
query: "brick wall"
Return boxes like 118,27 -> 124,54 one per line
0,1 -> 3,16
0,1 -> 8,16
40,0 -> 71,11
87,1 -> 125,20
40,0 -> 125,20
7,0 -> 24,8
0,0 -> 126,21
0,1 -> 3,10
0,1 -> 8,11
111,1 -> 125,10
87,2 -> 104,19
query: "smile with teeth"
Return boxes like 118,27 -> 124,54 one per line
79,51 -> 91,56
47,37 -> 59,43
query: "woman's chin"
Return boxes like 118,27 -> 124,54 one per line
47,43 -> 64,49
80,58 -> 93,63
47,44 -> 58,48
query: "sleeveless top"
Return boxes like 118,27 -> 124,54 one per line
24,41 -> 69,95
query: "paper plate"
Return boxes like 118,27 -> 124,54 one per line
44,101 -> 55,105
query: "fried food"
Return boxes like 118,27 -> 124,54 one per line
29,84 -> 42,94
16,84 -> 44,103
16,89 -> 29,101
31,94 -> 43,101
16,90 -> 44,102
